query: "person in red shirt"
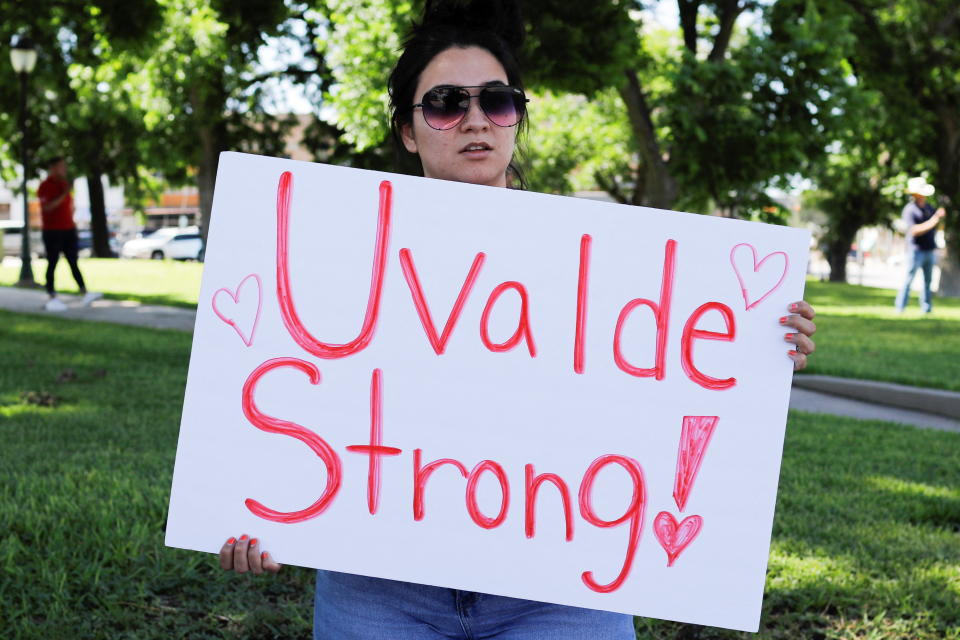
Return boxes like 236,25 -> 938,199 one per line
37,156 -> 100,311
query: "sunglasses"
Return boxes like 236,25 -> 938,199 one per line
412,85 -> 528,130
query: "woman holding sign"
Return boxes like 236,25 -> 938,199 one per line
217,0 -> 817,637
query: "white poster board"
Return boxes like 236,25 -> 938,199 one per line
166,152 -> 810,632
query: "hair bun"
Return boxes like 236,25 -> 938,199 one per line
422,0 -> 524,51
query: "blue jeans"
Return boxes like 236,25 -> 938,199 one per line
313,570 -> 636,639
895,249 -> 936,312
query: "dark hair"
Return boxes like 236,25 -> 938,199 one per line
45,156 -> 65,169
387,0 -> 527,187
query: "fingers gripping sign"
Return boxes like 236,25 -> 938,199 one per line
781,300 -> 817,371
219,535 -> 282,575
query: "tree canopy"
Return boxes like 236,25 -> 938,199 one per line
0,0 -> 954,286
838,0 -> 960,292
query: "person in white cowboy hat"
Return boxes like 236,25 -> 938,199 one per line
894,176 -> 946,313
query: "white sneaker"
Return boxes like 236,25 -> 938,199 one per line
45,297 -> 68,312
82,291 -> 103,306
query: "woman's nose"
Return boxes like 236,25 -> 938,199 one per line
459,95 -> 489,131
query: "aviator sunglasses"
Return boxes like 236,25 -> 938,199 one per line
412,84 -> 528,130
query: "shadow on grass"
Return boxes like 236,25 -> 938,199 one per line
768,412 -> 959,635
2,309 -> 192,366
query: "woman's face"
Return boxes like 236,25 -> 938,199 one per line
401,46 -> 517,188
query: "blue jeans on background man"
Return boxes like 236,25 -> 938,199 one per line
313,570 -> 636,639
895,248 -> 936,312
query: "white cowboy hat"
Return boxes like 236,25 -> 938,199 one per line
906,176 -> 935,197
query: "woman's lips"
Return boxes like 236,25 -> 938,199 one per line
460,142 -> 493,158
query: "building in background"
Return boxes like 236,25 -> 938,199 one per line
126,187 -> 200,234
0,184 -> 13,221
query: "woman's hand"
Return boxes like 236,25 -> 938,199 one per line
781,300 -> 816,371
219,535 -> 283,575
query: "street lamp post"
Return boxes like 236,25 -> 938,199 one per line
10,35 -> 38,287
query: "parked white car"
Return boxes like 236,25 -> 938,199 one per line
1,220 -> 44,258
120,226 -> 204,260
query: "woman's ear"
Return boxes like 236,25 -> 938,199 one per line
401,122 -> 418,154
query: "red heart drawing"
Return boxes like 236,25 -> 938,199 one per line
729,243 -> 789,311
212,274 -> 263,347
653,511 -> 703,567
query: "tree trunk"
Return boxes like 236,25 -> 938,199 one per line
618,69 -> 678,209
826,233 -> 853,283
191,80 -> 229,243
195,113 -> 231,242
939,248 -> 960,296
197,125 -> 219,243
678,0 -> 701,53
707,0 -> 746,62
934,104 -> 960,296
87,169 -> 112,258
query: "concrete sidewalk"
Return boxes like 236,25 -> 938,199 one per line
793,374 -> 960,421
2,285 -> 959,434
0,284 -> 195,332
789,387 -> 960,433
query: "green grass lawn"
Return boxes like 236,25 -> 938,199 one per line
802,279 -> 960,391
0,258 -> 203,308
0,310 -> 314,638
1,310 -> 958,639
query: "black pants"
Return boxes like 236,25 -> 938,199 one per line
42,228 -> 86,296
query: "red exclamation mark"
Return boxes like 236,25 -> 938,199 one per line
672,415 -> 719,511
653,415 -> 718,566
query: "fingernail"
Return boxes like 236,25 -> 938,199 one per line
250,538 -> 258,546
789,303 -> 798,312
784,332 -> 795,341
779,316 -> 788,324
239,534 -> 248,541
261,551 -> 268,560
227,537 -> 236,545
788,350 -> 798,357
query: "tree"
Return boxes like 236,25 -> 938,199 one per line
840,0 -> 960,294
807,145 -> 900,282
0,0 -> 161,256
135,0 -> 297,241
609,0 -> 857,216
63,56 -> 160,256
519,89 -> 632,195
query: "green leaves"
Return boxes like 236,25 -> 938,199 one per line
1,0 -> 953,269
521,1 -> 640,95
522,88 -> 632,195
519,1 -> 866,216
322,0 -> 410,150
